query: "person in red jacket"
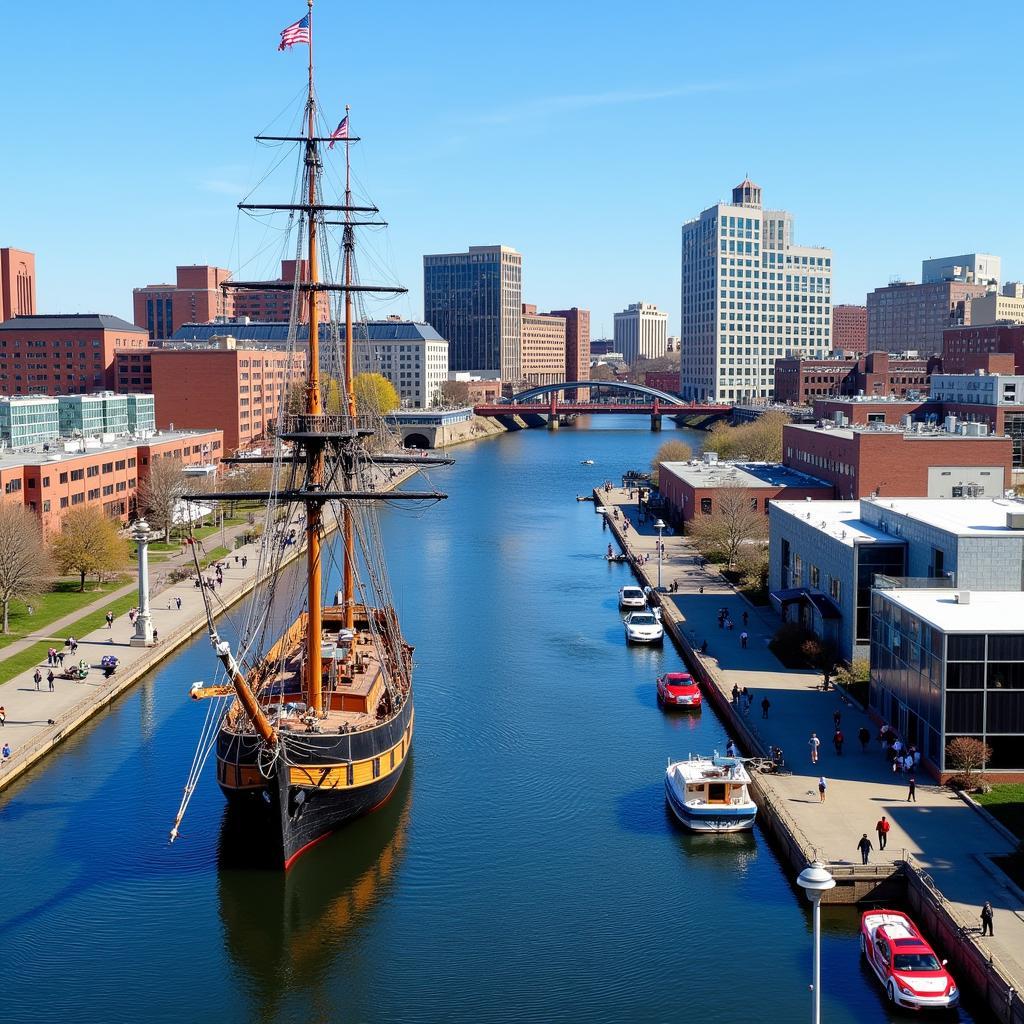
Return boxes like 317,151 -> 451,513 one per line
875,815 -> 890,851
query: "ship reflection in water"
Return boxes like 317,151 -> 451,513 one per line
217,762 -> 412,1007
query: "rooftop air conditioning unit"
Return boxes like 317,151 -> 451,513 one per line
703,451 -> 719,465
1007,511 -> 1024,530
954,591 -> 971,604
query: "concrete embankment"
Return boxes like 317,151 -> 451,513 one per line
596,484 -> 1024,1024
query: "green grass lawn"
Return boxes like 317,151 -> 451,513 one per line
0,592 -> 139,685
975,784 -> 1024,841
0,579 -> 129,650
199,546 -> 231,568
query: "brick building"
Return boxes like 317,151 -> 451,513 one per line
831,304 -> 867,355
520,305 -> 566,386
0,428 -> 222,536
133,265 -> 233,340
115,339 -> 304,454
544,307 -> 590,399
230,260 -> 308,323
867,279 -> 987,354
812,397 -> 933,427
644,370 -> 682,395
942,323 -> 1024,375
1,248 -> 35,323
0,314 -> 148,396
782,421 -> 1012,500
774,350 -> 934,405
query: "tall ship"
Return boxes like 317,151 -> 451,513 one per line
171,1 -> 447,869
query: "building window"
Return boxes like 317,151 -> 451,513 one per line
829,577 -> 841,601
700,498 -> 712,515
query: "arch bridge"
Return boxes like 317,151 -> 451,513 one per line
474,380 -> 732,431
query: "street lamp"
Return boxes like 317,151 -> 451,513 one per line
796,861 -> 835,1024
654,518 -> 666,591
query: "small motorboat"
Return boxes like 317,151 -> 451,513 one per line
606,553 -> 628,563
580,459 -> 594,465
664,753 -> 757,832
576,494 -> 595,502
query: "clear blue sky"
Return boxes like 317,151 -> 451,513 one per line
3,0 -> 1022,338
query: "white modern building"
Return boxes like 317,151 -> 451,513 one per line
354,320 -> 449,409
929,372 -> 1024,407
613,302 -> 668,365
921,253 -> 1000,287
680,179 -> 833,402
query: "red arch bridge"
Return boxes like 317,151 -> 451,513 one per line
473,381 -> 732,431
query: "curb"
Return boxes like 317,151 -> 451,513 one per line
957,789 -> 1023,850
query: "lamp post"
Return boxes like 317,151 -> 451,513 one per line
654,518 -> 666,591
130,518 -> 163,647
797,861 -> 835,1024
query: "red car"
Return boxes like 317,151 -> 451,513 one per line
861,909 -> 959,1010
656,672 -> 701,710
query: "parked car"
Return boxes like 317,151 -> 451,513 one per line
656,672 -> 701,709
624,611 -> 664,644
619,586 -> 647,609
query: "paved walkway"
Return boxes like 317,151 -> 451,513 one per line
599,485 -> 1024,989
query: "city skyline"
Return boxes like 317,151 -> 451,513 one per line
2,1 -> 1022,338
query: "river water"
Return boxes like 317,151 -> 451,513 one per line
0,417 -> 979,1023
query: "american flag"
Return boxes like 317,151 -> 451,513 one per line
278,14 -> 311,50
327,116 -> 349,149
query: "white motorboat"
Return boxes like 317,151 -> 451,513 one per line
619,585 -> 647,608
580,459 -> 595,465
624,611 -> 664,644
664,754 -> 757,832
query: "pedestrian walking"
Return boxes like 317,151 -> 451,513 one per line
907,774 -> 917,802
858,726 -> 870,753
175,597 -> 182,610
47,670 -> 54,692
742,611 -> 749,627
0,705 -> 6,726
152,628 -> 159,644
833,728 -> 844,755
1,741 -> 11,765
761,697 -> 770,719
740,631 -> 749,649
731,684 -> 740,705
809,732 -> 820,764
833,708 -> 842,730
857,833 -> 874,864
57,651 -> 65,667
105,612 -> 113,629
47,647 -> 54,666
875,815 -> 890,850
33,668 -> 42,690
818,775 -> 828,802
980,901 -> 994,937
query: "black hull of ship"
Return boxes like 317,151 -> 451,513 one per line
216,695 -> 414,870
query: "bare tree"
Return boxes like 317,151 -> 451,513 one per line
0,504 -> 53,632
686,483 -> 767,568
704,410 -> 790,462
50,507 -> 128,592
650,439 -> 693,487
136,456 -> 194,539
440,380 -> 470,406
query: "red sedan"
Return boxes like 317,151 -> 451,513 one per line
656,672 -> 702,710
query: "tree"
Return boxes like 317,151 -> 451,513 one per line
650,439 -> 693,487
686,483 -> 767,568
0,504 -> 53,632
704,410 -> 790,463
285,375 -> 344,418
136,456 -> 194,541
354,372 -> 400,418
946,736 -> 993,791
220,463 -> 273,516
51,507 -> 130,591
440,380 -> 470,406
590,363 -> 617,382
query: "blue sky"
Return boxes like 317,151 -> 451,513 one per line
3,0 -> 1023,337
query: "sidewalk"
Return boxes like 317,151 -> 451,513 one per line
599,485 -> 1024,990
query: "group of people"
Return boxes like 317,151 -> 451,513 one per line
730,684 -> 754,714
45,647 -> 67,668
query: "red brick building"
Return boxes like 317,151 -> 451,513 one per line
115,339 -> 304,453
644,370 -> 681,394
133,265 -> 233,340
0,314 -> 149,395
942,323 -> 1024,375
832,304 -> 867,355
0,248 -> 35,323
782,422 -> 1012,500
812,397 -> 933,426
775,350 -> 934,405
231,259 -> 309,323
544,307 -> 590,398
659,459 -> 832,527
0,429 -> 222,537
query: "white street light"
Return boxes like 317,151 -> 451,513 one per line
654,518 -> 666,591
796,861 -> 835,1024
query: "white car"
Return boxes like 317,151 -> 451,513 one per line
619,586 -> 647,609
624,611 -> 664,644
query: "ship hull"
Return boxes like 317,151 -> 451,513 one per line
216,694 -> 414,869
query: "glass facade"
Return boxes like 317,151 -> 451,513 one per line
0,397 -> 60,449
126,394 -> 156,433
870,591 -> 1024,771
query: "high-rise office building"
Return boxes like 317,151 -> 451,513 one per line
832,304 -> 867,354
520,305 -> 566,386
0,247 -> 36,323
613,302 -> 668,365
679,179 -> 833,401
133,265 -> 233,339
544,307 -> 590,394
423,245 -> 522,381
867,279 -> 986,355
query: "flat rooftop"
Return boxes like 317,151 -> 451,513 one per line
880,587 -> 1024,633
0,428 -> 220,471
862,497 -> 1024,537
787,422 -> 1004,441
770,500 -> 899,548
662,460 -> 831,490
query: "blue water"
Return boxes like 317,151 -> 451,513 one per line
0,417 -> 979,1022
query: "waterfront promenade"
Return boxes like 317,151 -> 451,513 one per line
597,485 -> 1024,1001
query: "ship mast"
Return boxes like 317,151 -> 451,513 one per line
342,105 -> 356,631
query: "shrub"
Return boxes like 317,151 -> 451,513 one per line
946,736 -> 993,792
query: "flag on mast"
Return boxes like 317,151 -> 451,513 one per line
328,116 -> 350,149
278,14 -> 311,50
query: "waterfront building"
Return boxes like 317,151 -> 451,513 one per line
133,265 -> 234,340
782,420 -> 1012,499
659,458 -> 831,527
921,253 -> 1000,287
353,319 -> 449,407
520,305 -> 566,386
0,247 -> 35,323
870,585 -> 1024,779
613,302 -> 668,366
680,179 -> 833,402
867,278 -> 987,356
544,307 -> 590,398
0,427 -> 222,536
422,245 -> 523,381
0,314 -> 148,396
774,350 -> 934,405
831,304 -> 867,355
967,282 -> 1024,327
385,407 -> 475,449
0,396 -> 58,449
